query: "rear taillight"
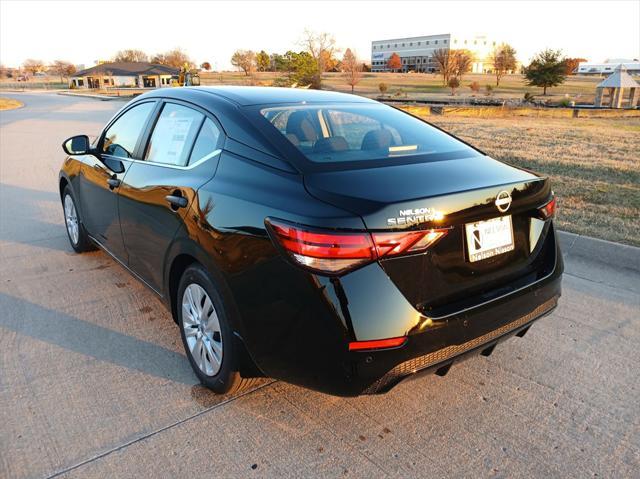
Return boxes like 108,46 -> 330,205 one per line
349,336 -> 407,351
267,219 -> 448,275
372,229 -> 448,258
539,196 -> 557,220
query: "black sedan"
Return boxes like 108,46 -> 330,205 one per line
59,87 -> 563,396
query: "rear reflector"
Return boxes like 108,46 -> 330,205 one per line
539,196 -> 557,220
349,336 -> 407,351
267,219 -> 449,274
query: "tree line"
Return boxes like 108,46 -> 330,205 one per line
2,35 -> 588,96
228,30 -> 364,90
383,43 -> 583,95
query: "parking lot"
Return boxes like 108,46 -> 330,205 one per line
1,92 -> 638,478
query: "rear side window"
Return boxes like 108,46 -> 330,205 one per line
189,118 -> 222,164
260,103 -> 475,166
102,102 -> 155,159
145,103 -> 204,166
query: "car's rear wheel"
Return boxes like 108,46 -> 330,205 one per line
177,264 -> 255,394
62,185 -> 94,253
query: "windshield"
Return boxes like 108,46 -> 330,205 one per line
260,103 -> 475,165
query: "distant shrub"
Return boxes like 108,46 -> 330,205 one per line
469,81 -> 480,94
524,92 -> 535,103
393,88 -> 407,98
272,76 -> 292,87
448,77 -> 460,95
485,84 -> 494,96
558,97 -> 572,107
378,82 -> 388,94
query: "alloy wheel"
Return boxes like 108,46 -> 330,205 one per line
64,194 -> 79,245
181,283 -> 223,376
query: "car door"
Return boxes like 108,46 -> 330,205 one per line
79,101 -> 157,260
118,100 -> 224,293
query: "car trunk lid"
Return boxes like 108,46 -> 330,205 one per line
304,155 -> 553,314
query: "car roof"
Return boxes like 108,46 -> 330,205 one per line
155,86 -> 376,106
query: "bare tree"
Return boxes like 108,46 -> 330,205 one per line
113,49 -> 149,63
23,59 -> 44,76
300,29 -> 339,87
341,48 -> 362,93
490,44 -> 517,86
432,49 -> 454,85
50,60 -> 76,83
433,49 -> 473,85
230,50 -> 256,76
451,50 -> 474,81
152,48 -> 193,69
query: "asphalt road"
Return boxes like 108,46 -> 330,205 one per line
1,92 -> 638,479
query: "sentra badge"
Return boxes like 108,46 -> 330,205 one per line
387,207 -> 443,226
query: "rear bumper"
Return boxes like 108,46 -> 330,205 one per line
361,289 -> 559,394
236,223 -> 563,397
327,252 -> 563,395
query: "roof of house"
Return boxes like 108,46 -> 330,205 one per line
73,62 -> 179,77
597,65 -> 640,88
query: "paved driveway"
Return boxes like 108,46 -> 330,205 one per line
1,92 -> 638,478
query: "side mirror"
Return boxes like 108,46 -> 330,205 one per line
62,135 -> 91,155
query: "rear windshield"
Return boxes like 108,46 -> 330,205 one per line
260,103 -> 475,165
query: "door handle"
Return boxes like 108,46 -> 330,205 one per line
165,194 -> 188,209
107,177 -> 120,189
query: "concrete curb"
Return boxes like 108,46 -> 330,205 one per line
557,230 -> 640,273
56,91 -> 128,101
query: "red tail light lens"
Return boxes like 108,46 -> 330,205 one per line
539,196 -> 557,220
349,336 -> 407,351
267,219 -> 449,274
372,229 -> 448,258
267,220 -> 375,274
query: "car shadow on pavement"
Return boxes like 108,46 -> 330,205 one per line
0,183 -> 71,252
0,291 -> 197,385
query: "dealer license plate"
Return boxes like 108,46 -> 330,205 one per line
465,216 -> 514,262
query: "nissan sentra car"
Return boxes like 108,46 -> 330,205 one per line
59,87 -> 562,396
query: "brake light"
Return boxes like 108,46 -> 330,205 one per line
539,196 -> 556,220
349,336 -> 407,351
267,219 -> 448,274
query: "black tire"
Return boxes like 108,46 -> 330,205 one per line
177,263 -> 254,394
62,185 -> 95,253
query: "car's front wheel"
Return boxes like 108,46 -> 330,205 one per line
177,264 -> 256,394
62,185 -> 94,253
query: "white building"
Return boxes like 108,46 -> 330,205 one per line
371,33 -> 502,73
70,62 -> 179,89
577,59 -> 640,76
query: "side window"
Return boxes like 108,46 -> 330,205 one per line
102,102 -> 154,159
145,103 -> 204,166
189,118 -> 222,165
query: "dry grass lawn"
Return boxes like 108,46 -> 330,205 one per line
0,97 -> 23,110
200,71 -> 602,103
422,115 -> 640,246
